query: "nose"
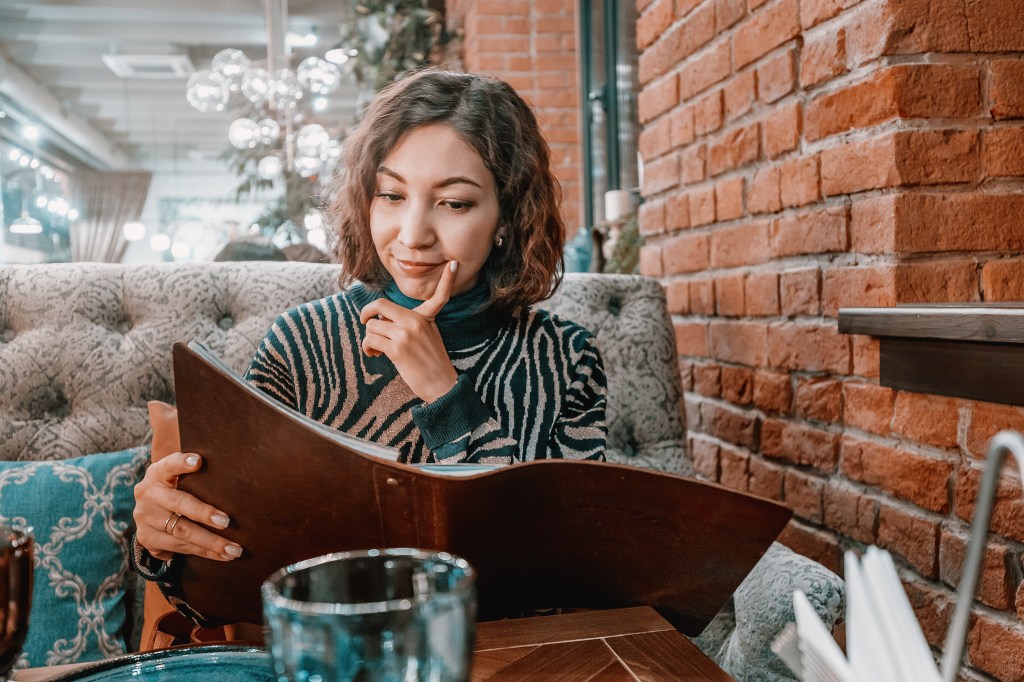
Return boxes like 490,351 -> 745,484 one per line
396,200 -> 435,249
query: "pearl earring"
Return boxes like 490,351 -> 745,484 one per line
495,235 -> 504,248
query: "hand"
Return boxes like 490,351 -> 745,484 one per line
360,261 -> 460,403
133,452 -> 243,562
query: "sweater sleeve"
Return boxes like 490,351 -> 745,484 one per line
243,314 -> 298,409
411,333 -> 607,464
130,534 -> 225,628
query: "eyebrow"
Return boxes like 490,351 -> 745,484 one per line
377,165 -> 482,189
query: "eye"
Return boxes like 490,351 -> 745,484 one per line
441,200 -> 473,212
375,191 -> 403,203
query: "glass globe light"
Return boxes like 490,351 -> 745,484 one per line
227,118 -> 260,149
257,155 -> 283,180
297,57 -> 341,95
211,49 -> 251,91
294,155 -> 323,178
295,124 -> 329,157
303,210 -> 323,231
150,234 -> 171,252
171,241 -> 191,259
241,68 -> 273,104
269,69 -> 303,110
256,117 -> 280,145
186,69 -> 229,113
326,139 -> 343,160
122,221 -> 146,241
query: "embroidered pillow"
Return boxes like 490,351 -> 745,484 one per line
0,447 -> 148,668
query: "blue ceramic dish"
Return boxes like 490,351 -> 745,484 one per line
48,645 -> 274,681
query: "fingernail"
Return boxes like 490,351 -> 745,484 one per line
211,513 -> 230,529
185,454 -> 199,467
224,544 -> 243,558
450,260 -> 458,273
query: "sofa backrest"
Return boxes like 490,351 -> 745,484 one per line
1,264 -> 688,472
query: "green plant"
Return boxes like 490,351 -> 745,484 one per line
600,214 -> 642,275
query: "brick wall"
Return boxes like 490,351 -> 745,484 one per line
447,0 -> 582,231
637,0 -> 1024,678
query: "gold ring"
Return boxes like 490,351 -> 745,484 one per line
168,514 -> 183,534
163,512 -> 181,534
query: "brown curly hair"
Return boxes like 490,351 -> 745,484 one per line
328,69 -> 565,312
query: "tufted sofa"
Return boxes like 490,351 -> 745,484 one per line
0,262 -> 842,680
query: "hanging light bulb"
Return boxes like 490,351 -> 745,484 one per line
256,117 -> 280,145
297,57 -> 341,95
241,68 -> 273,104
10,211 -> 42,235
228,118 -> 260,149
150,234 -> 171,252
123,221 -> 146,241
269,69 -> 303,110
211,48 -> 251,92
295,124 -> 329,157
186,70 -> 229,113
258,155 -> 283,180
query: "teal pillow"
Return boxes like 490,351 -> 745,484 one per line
0,447 -> 148,668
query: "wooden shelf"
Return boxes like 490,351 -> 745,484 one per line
838,305 -> 1024,407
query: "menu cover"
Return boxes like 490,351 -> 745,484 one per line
172,340 -> 792,634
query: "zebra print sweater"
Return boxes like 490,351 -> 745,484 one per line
245,279 -> 608,464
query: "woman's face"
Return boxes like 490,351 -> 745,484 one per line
369,123 -> 500,300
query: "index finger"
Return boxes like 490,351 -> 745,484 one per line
414,260 -> 458,320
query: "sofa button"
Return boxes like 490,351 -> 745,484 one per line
607,296 -> 621,316
219,316 -> 234,330
118,320 -> 133,333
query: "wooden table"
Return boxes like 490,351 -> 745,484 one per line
16,606 -> 730,681
473,606 -> 731,680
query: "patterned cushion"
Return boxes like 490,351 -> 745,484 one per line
0,447 -> 148,668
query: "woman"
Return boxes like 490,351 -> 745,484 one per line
132,70 -> 607,622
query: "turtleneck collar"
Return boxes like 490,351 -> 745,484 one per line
348,276 -> 508,350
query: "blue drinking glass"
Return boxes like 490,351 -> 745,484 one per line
261,548 -> 476,682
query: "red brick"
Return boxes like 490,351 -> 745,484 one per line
641,152 -> 680,196
777,520 -> 841,574
770,206 -> 848,257
715,176 -> 744,221
748,456 -> 785,500
904,579 -> 955,650
761,418 -> 840,471
850,194 -> 896,254
955,465 -> 1024,544
709,320 -> 769,366
708,123 -> 760,176
637,0 -> 673,50
843,382 -> 894,436
893,391 -> 960,449
896,129 -> 981,186
680,40 -> 732,101
824,481 -> 877,544
892,193 -> 1024,253
638,75 -> 679,124
753,370 -> 792,414
666,193 -> 691,230
689,277 -> 715,315
745,271 -> 780,316
805,64 -> 981,141
675,0 -> 704,17
732,0 -> 800,69
877,502 -> 940,577
763,100 -> 801,158
639,243 -> 663,276
689,435 -> 720,480
675,320 -> 710,356
685,393 -> 702,431
991,60 -> 1024,120
638,199 -> 667,236
767,321 -> 851,373
822,264 -> 897,317
716,273 -> 746,316
724,71 -> 756,123
967,614 -> 1024,682
795,377 -> 842,423
690,185 -> 716,226
700,401 -> 759,448
670,106 -> 696,149
639,26 -> 679,85
680,143 -> 707,184
799,0 -> 857,29
710,221 -> 770,267
756,48 -> 795,103
779,155 -> 820,208
715,0 -> 747,31
674,1 -> 716,61
785,469 -> 825,522
984,126 -> 1024,177
895,260 -> 980,303
664,279 -> 689,314
780,268 -> 820,316
693,361 -> 722,396
639,116 -> 672,162
940,531 -> 1016,610
819,134 -> 899,196
662,231 -> 710,275
747,165 -> 781,215
841,434 -> 954,512
800,27 -> 846,88
982,258 -> 1024,301
964,400 -> 1024,459
721,365 -> 754,405
851,335 -> 880,379
693,91 -> 723,136
719,443 -> 751,490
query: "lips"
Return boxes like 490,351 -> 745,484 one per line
395,258 -> 443,276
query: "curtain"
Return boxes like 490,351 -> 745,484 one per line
68,170 -> 152,263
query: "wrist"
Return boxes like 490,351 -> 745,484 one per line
419,370 -> 459,404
